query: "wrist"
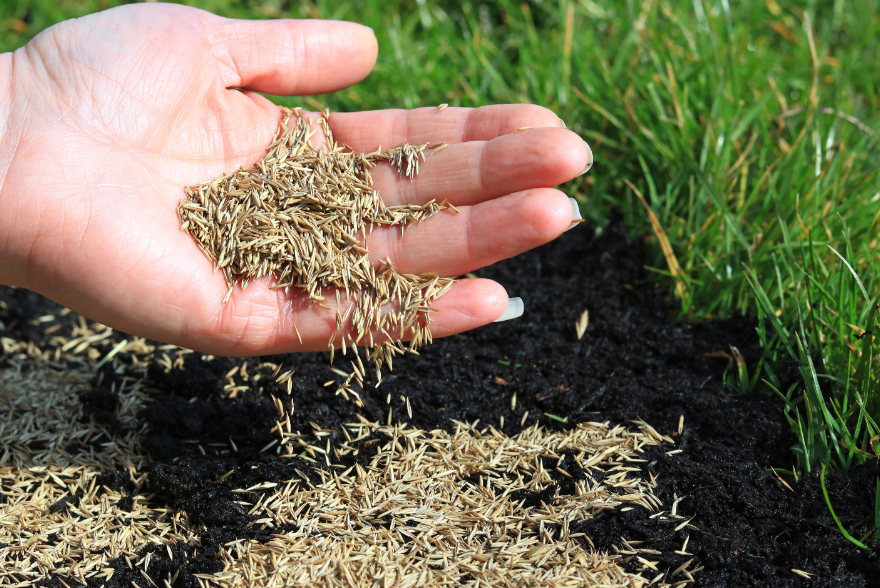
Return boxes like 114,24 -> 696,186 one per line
0,52 -> 23,287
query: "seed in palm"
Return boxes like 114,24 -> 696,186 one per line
179,108 -> 455,385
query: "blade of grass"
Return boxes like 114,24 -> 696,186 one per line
828,245 -> 871,302
821,463 -> 868,549
626,179 -> 688,302
875,478 -> 880,542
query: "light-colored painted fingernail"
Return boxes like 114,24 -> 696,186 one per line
493,297 -> 524,322
580,141 -> 593,175
558,117 -> 568,129
565,198 -> 583,232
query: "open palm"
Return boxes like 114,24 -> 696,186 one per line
0,3 -> 591,355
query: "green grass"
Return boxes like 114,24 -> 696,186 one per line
4,0 -> 880,490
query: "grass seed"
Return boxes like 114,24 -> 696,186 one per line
179,107 -> 456,382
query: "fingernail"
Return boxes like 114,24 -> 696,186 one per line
565,198 -> 582,232
493,297 -> 524,322
365,26 -> 375,34
558,117 -> 568,130
581,141 -> 593,175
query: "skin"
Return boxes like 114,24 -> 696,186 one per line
0,3 -> 592,356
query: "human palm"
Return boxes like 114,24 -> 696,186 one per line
0,3 -> 591,355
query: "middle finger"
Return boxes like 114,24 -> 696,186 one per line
365,188 -> 575,277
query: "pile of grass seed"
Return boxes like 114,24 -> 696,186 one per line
178,107 -> 455,395
210,420 -> 695,588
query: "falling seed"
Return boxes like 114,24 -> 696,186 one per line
511,392 -> 517,411
575,310 -> 589,340
678,415 -> 684,435
521,411 -> 529,426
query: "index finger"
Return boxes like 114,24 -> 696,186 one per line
327,104 -> 565,152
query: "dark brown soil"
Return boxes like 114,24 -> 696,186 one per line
3,210 -> 879,587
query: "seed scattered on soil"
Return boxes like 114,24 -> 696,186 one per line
178,107 -> 456,387
0,358 -> 199,582
209,419 -> 691,588
0,292 -> 697,587
672,558 -> 695,577
675,535 -> 691,556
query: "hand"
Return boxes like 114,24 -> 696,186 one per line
0,3 -> 591,356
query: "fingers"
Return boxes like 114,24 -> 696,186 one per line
206,17 -> 377,95
203,190 -> 570,356
372,127 -> 591,207
366,188 -> 574,277
188,185 -> 564,354
328,104 -> 566,152
205,277 -> 509,355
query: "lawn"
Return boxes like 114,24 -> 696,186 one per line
4,0 -> 880,546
